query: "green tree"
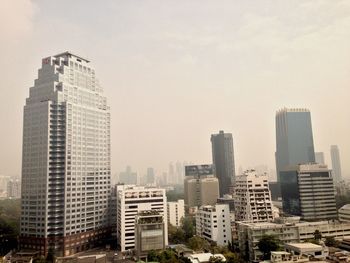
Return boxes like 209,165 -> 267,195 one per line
325,236 -> 337,247
224,252 -> 242,263
209,255 -> 224,263
187,236 -> 210,252
313,230 -> 322,242
147,250 -> 159,262
181,216 -> 195,240
168,224 -> 185,244
257,235 -> 280,260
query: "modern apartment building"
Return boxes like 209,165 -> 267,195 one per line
330,145 -> 342,182
20,52 -> 110,256
116,185 -> 168,252
211,131 -> 236,196
275,108 -> 315,182
167,199 -> 185,227
237,218 -> 350,261
280,163 -> 337,221
234,170 -> 274,223
184,165 -> 219,212
196,204 -> 232,246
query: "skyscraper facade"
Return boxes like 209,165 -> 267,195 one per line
20,52 -> 111,256
275,108 -> 315,182
330,145 -> 342,182
280,163 -> 337,221
211,130 -> 235,196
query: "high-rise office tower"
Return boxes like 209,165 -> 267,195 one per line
20,52 -> 111,256
330,145 -> 342,182
211,130 -> 235,196
234,170 -> 274,223
315,152 -> 325,164
280,163 -> 337,221
275,108 -> 315,182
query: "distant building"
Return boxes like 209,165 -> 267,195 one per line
234,170 -> 274,223
116,185 -> 167,252
0,175 -> 11,193
331,145 -> 342,182
196,204 -> 232,246
7,179 -> 21,198
217,195 -> 235,212
167,199 -> 185,227
280,163 -> 337,221
211,130 -> 236,196
315,152 -> 325,165
184,165 -> 219,212
135,211 -> 166,260
275,108 -> 315,182
119,166 -> 138,185
339,204 -> 350,222
146,167 -> 155,185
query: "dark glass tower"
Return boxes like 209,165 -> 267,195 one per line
211,130 -> 235,197
275,108 -> 315,182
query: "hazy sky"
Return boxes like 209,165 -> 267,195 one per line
1,0 -> 350,178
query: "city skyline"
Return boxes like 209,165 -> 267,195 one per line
1,1 -> 350,177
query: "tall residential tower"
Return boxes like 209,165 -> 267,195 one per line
275,108 -> 315,182
20,52 -> 111,256
211,131 -> 235,196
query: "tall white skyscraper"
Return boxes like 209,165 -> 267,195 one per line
330,145 -> 342,182
20,52 -> 111,256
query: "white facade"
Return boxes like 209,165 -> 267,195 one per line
167,199 -> 185,227
7,179 -> 21,198
196,204 -> 232,246
238,219 -> 350,261
234,170 -> 274,223
331,145 -> 342,182
116,185 -> 168,252
339,204 -> 350,222
20,52 -> 110,256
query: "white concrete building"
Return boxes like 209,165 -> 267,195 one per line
339,204 -> 350,222
284,243 -> 328,260
167,199 -> 185,227
234,170 -> 274,223
237,218 -> 350,261
116,185 -> 168,252
20,52 -> 110,256
196,204 -> 232,246
7,179 -> 21,199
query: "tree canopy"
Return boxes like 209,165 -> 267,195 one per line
257,235 -> 280,260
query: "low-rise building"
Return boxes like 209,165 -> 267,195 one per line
237,218 -> 350,261
135,211 -> 166,260
196,204 -> 232,246
167,199 -> 185,227
186,253 -> 226,263
260,251 -> 310,263
339,204 -> 350,222
284,243 -> 328,259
